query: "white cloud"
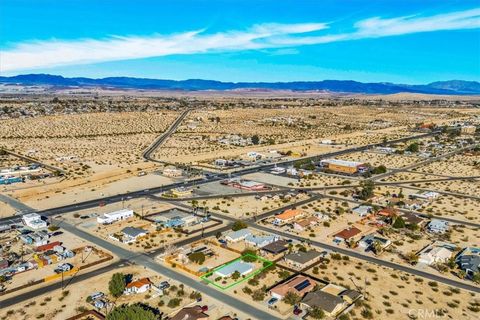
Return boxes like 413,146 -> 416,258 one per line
1,8 -> 479,72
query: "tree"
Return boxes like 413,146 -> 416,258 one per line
472,272 -> 480,284
231,271 -> 241,281
252,289 -> 265,301
371,240 -> 383,255
405,251 -> 419,265
251,135 -> 260,145
283,292 -> 301,305
188,252 -> 206,265
406,142 -> 419,153
232,220 -> 248,231
106,304 -> 156,320
168,298 -> 182,308
109,273 -> 126,298
357,180 -> 375,200
392,216 -> 406,229
309,307 -> 325,319
372,165 -> 387,174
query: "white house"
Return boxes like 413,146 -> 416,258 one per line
225,229 -> 251,242
214,261 -> 253,278
97,209 -> 134,224
124,278 -> 152,295
352,205 -> 372,217
22,213 -> 47,229
418,244 -> 455,265
244,234 -> 279,248
427,219 -> 449,234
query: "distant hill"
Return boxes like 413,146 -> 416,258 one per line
0,74 -> 479,95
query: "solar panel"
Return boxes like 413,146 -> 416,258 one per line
294,280 -> 311,291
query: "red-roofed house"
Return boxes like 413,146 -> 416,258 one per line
124,278 -> 152,295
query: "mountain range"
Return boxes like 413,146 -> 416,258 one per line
1,74 -> 479,95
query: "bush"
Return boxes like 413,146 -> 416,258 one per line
232,221 -> 248,231
167,298 -> 182,308
188,252 -> 206,264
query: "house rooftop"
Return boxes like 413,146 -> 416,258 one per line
121,227 -> 147,238
334,226 -> 362,240
302,290 -> 344,314
285,250 -> 322,265
276,209 -> 302,221
126,278 -> 152,289
261,240 -> 289,254
270,275 -> 315,297
226,228 -> 251,240
170,306 -> 209,320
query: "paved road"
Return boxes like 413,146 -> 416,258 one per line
142,109 -> 191,163
0,194 -> 35,213
168,195 -> 480,293
252,223 -> 480,293
0,260 -> 130,308
53,219 -> 280,320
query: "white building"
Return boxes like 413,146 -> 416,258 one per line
97,209 -> 134,224
225,229 -> 251,242
22,213 -> 47,229
270,166 -> 286,174
163,167 -> 183,177
427,219 -> 449,234
418,244 -> 455,265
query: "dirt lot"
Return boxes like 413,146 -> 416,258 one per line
304,254 -> 479,320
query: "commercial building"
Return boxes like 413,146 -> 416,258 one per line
22,213 -> 47,229
319,159 -> 367,174
97,209 -> 134,224
163,166 -> 183,177
222,178 -> 267,191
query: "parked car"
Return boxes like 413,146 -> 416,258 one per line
89,292 -> 104,300
267,297 -> 278,306
293,307 -> 302,315
54,263 -> 72,274
159,281 -> 170,290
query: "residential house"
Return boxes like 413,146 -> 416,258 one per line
124,278 -> 152,295
340,289 -> 362,304
273,209 -> 304,226
260,240 -> 289,256
333,226 -> 362,242
284,250 -> 323,269
270,275 -> 316,300
153,209 -> 199,228
456,247 -> 480,277
170,306 -> 209,320
358,233 -> 391,251
120,227 -> 148,243
352,205 -> 373,217
410,191 -> 440,201
376,207 -> 398,218
225,229 -> 251,242
293,216 -> 318,231
301,290 -> 345,317
214,260 -> 253,278
244,234 -> 279,248
418,242 -> 456,265
401,212 -> 426,227
427,219 -> 449,234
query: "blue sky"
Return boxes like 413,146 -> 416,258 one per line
1,0 -> 479,83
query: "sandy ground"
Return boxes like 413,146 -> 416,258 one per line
0,265 -> 243,320
303,254 -> 479,320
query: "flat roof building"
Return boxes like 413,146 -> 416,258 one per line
214,260 -> 253,278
